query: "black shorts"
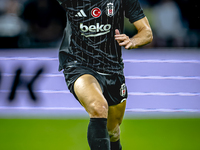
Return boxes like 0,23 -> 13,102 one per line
63,66 -> 128,106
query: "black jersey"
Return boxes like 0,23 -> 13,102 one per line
57,0 -> 145,75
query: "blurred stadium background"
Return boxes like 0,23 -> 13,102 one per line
0,0 -> 200,150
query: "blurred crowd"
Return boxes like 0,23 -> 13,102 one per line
0,0 -> 66,48
0,0 -> 199,48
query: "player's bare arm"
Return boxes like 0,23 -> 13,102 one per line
115,17 -> 153,49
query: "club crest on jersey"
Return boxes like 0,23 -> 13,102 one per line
91,7 -> 101,18
120,83 -> 127,97
106,2 -> 114,17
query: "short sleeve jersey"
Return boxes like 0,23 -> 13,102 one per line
57,0 -> 145,75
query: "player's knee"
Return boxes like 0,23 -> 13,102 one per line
88,101 -> 108,118
108,125 -> 120,142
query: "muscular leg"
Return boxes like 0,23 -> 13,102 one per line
74,74 -> 110,150
107,100 -> 126,150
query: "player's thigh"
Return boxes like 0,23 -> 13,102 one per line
74,74 -> 108,118
107,100 -> 126,130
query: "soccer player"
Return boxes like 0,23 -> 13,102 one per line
57,0 -> 153,150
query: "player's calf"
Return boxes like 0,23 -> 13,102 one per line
108,125 -> 122,150
108,125 -> 120,142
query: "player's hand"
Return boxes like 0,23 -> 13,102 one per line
114,29 -> 134,49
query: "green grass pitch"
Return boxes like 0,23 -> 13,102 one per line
0,117 -> 200,150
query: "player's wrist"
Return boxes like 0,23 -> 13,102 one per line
130,38 -> 137,49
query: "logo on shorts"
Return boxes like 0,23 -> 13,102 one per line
106,2 -> 114,17
120,83 -> 126,97
91,7 -> 101,18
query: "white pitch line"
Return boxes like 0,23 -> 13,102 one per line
2,73 -> 200,80
0,57 -> 58,61
0,90 -> 70,94
2,73 -> 64,77
129,92 -> 200,96
125,108 -> 200,113
1,57 -> 200,64
0,107 -> 84,111
0,90 -> 200,97
0,107 -> 199,113
125,76 -> 200,80
123,59 -> 200,64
